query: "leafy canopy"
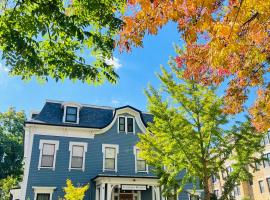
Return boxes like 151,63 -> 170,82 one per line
119,0 -> 270,131
62,179 -> 89,200
137,56 -> 264,200
0,107 -> 25,179
0,176 -> 20,200
0,0 -> 125,84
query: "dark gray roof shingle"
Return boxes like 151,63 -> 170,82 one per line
28,101 -> 153,128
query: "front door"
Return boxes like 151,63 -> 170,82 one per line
120,194 -> 133,200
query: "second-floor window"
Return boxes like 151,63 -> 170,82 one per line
38,140 -> 59,170
69,142 -> 88,171
267,178 -> 270,192
134,147 -> 148,173
65,106 -> 78,123
118,117 -> 125,132
102,144 -> 119,172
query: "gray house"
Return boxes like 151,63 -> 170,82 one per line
14,100 -> 200,200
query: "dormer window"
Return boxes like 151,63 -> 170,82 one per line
118,116 -> 135,133
65,106 -> 78,123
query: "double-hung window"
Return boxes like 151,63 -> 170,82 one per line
263,153 -> 270,168
69,142 -> 87,171
134,147 -> 148,173
38,140 -> 59,170
33,187 -> 56,200
127,117 -> 134,133
65,106 -> 78,123
102,144 -> 119,172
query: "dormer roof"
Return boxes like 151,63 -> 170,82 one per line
27,100 -> 153,129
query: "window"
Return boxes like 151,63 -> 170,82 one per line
127,117 -> 134,133
33,187 -> 56,200
134,147 -> 148,173
65,106 -> 78,123
233,185 -> 241,196
118,117 -> 126,132
267,178 -> 270,192
69,142 -> 87,171
255,161 -> 261,171
38,140 -> 59,170
102,144 -> 119,172
259,180 -> 265,193
36,194 -> 50,200
118,116 -> 135,133
189,194 -> 200,200
263,153 -> 270,168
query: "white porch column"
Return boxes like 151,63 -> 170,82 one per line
95,186 -> 99,200
161,186 -> 166,200
107,183 -> 112,200
100,183 -> 105,200
155,186 -> 160,200
152,186 -> 155,200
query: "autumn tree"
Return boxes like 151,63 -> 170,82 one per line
119,0 -> 270,132
137,57 -> 264,200
0,0 -> 125,84
61,179 -> 89,200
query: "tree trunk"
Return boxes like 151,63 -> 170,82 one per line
203,177 -> 211,200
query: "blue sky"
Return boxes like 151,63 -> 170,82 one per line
0,22 -> 257,124
0,23 -> 181,117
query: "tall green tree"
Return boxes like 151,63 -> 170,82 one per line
0,107 -> 25,179
0,0 -> 125,84
137,57 -> 264,200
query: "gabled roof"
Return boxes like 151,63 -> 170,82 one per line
26,101 -> 153,129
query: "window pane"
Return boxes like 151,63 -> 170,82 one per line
41,155 -> 54,167
137,160 -> 146,171
71,157 -> 83,168
267,178 -> 270,191
67,107 -> 77,114
43,144 -> 55,156
72,146 -> 84,157
127,118 -> 134,132
259,181 -> 264,193
66,114 -> 76,122
37,194 -> 50,200
119,117 -> 125,131
105,158 -> 115,170
106,147 -> 115,159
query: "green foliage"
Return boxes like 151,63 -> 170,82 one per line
61,179 -> 89,200
0,107 -> 26,179
0,176 -> 20,200
0,0 -> 125,84
137,54 -> 264,200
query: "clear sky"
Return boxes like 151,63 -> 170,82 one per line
0,22 -> 256,123
0,23 -> 181,116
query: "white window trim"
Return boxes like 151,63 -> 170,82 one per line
38,140 -> 59,171
62,105 -> 80,124
68,142 -> 88,171
117,116 -> 135,134
102,144 -> 119,172
134,146 -> 148,173
33,186 -> 56,200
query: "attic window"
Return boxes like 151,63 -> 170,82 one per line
65,106 -> 78,123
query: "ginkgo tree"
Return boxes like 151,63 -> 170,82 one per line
119,0 -> 270,132
137,56 -> 264,200
0,0 -> 125,84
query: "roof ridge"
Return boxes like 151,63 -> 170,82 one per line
45,99 -> 115,110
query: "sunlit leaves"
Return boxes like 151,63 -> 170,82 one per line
0,0 -> 125,84
119,0 -> 270,131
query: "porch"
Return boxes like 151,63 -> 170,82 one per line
93,175 -> 162,200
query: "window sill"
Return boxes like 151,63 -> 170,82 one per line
104,169 -> 117,172
38,167 -> 55,171
137,171 -> 148,173
69,168 -> 84,172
